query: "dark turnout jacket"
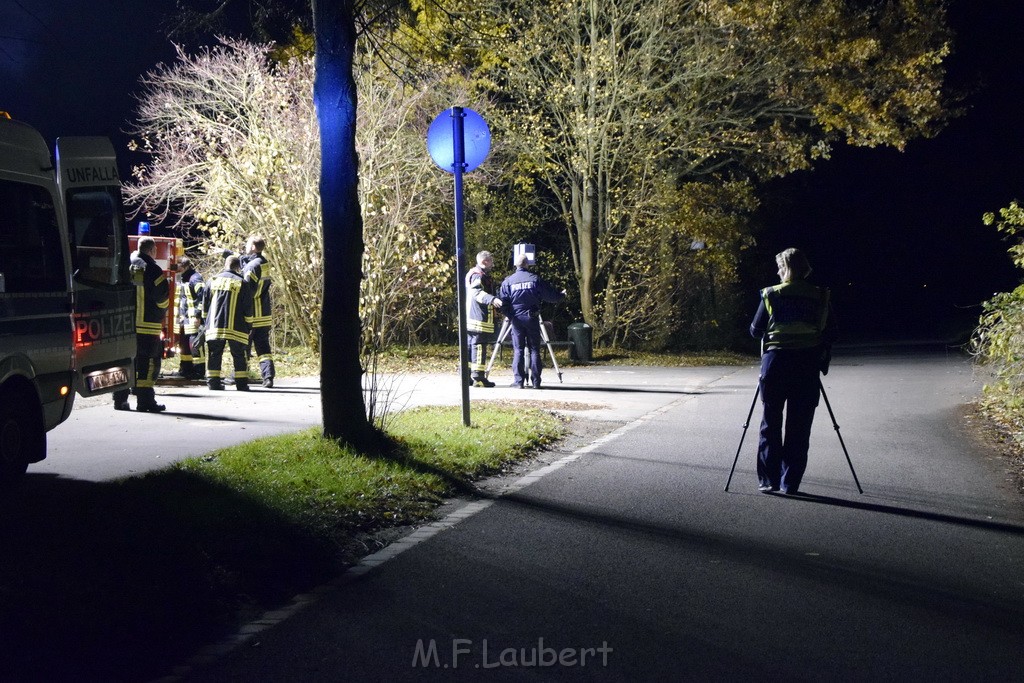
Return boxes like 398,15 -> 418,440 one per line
466,265 -> 499,334
132,251 -> 169,337
241,253 -> 272,329
204,270 -> 254,344
178,268 -> 206,335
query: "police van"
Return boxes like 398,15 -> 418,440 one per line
0,113 -> 135,483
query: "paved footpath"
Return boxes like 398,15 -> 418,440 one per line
34,365 -> 729,482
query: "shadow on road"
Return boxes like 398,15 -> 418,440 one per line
531,385 -> 709,395
0,471 -> 338,682
132,410 -> 254,422
775,491 -> 1024,536
496,489 -> 1024,633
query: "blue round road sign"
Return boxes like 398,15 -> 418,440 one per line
427,108 -> 491,173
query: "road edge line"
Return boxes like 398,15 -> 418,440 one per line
158,395 -> 689,681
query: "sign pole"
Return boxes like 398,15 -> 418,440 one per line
451,107 -> 471,427
426,105 -> 490,429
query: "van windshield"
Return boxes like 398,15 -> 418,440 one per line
67,188 -> 130,286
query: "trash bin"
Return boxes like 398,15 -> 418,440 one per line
567,322 -> 592,362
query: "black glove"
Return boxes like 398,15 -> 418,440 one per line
820,346 -> 832,376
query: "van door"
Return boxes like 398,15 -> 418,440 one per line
55,137 -> 135,396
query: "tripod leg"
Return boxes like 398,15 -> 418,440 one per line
725,383 -> 761,492
538,314 -> 563,383
819,380 -> 864,494
484,318 -> 511,378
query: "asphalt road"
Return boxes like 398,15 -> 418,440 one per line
133,346 -> 1024,682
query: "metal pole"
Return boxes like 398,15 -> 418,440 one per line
537,312 -> 563,382
819,380 -> 863,494
725,383 -> 761,492
485,317 -> 511,379
452,107 -> 471,427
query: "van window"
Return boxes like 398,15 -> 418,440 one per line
0,179 -> 66,293
66,188 -> 130,286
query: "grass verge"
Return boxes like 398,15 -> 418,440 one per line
0,404 -> 564,682
289,343 -> 753,375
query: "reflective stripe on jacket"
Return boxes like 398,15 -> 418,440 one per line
242,254 -> 272,329
760,280 -> 830,351
205,270 -> 254,344
132,252 -> 169,337
465,266 -> 498,334
178,270 -> 206,334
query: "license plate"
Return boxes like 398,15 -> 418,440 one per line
86,367 -> 130,392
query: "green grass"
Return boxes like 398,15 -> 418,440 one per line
0,404 -> 564,681
271,344 -> 321,376
274,343 -> 753,376
591,347 -> 753,367
175,405 -> 563,535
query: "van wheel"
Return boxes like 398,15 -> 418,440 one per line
0,393 -> 41,484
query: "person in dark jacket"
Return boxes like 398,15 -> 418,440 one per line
498,253 -> 566,389
113,236 -> 169,412
175,257 -> 206,380
204,256 -> 254,391
241,234 -> 275,388
749,248 -> 836,495
465,250 -> 503,387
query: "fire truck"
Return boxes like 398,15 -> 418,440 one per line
0,114 -> 136,483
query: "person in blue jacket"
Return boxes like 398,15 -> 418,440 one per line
749,248 -> 836,495
498,253 -> 566,389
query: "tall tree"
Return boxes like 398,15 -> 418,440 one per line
463,0 -> 951,343
312,0 -> 375,446
166,0 -> 374,446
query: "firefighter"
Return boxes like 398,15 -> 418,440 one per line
241,234 -> 275,388
204,255 -> 254,391
749,247 -> 836,495
175,257 -> 206,380
498,253 -> 566,389
465,250 -> 503,387
113,236 -> 169,412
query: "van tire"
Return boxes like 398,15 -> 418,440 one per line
0,388 -> 43,485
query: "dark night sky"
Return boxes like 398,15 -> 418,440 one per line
0,1 -> 179,142
753,3 -> 1024,343
3,1 -> 1022,344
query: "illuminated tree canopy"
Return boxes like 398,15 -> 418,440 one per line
410,0 -> 952,342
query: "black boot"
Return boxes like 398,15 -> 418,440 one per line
136,388 -> 166,412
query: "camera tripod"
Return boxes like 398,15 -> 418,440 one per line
484,313 -> 563,384
724,379 -> 863,494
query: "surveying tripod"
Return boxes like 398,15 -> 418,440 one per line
723,379 -> 863,494
484,313 -> 563,384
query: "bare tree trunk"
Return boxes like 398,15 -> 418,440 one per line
574,176 -> 597,330
313,0 -> 375,448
